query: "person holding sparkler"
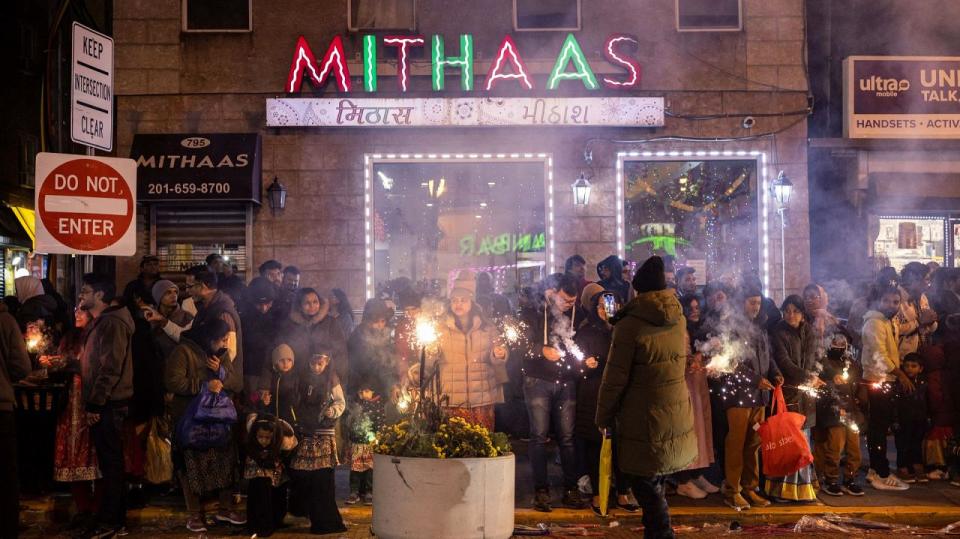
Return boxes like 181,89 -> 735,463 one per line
414,271 -> 507,431
862,285 -> 912,491
520,273 -> 588,512
814,333 -> 865,497
766,295 -> 820,502
895,353 -> 929,484
717,283 -> 783,511
596,256 -> 695,538
344,376 -> 386,506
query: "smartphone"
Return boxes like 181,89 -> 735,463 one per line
601,293 -> 618,319
214,347 -> 228,357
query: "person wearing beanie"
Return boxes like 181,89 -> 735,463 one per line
520,272 -> 588,512
716,282 -> 783,510
146,279 -> 195,366
258,343 -> 299,426
596,256 -> 695,534
238,277 -> 279,403
411,273 -> 507,431
597,255 -> 631,305
348,299 -> 396,403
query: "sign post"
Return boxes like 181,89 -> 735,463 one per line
35,153 -> 136,256
71,22 -> 114,151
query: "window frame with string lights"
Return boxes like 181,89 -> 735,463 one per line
616,150 -> 773,296
364,153 -> 555,300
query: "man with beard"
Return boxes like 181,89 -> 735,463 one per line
863,285 -> 912,491
191,271 -> 243,384
79,273 -> 135,537
596,256 -> 631,306
122,255 -> 161,310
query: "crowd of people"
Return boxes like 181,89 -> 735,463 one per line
1,250 -> 960,539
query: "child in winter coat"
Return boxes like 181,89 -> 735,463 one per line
814,334 -> 865,496
896,353 -> 929,483
289,351 -> 347,535
259,343 -> 299,426
344,377 -> 387,505
244,414 -> 296,537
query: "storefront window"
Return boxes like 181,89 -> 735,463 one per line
873,216 -> 945,271
621,158 -> 759,281
370,158 -> 548,307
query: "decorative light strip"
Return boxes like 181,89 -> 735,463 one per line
432,34 -> 474,91
616,150 -> 771,296
484,35 -> 533,91
364,152 -> 554,299
546,33 -> 599,90
383,36 -> 425,92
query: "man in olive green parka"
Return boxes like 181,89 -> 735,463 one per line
597,256 -> 696,539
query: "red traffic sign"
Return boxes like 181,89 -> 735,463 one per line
35,153 -> 137,255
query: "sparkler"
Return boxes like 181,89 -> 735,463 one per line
502,322 -> 520,345
26,337 -> 41,352
841,366 -> 850,382
796,384 -> 821,398
569,344 -> 585,362
414,316 -> 440,348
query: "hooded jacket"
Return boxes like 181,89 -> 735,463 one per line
193,290 -> 243,380
348,323 -> 395,397
861,309 -> 900,383
0,312 -> 30,411
770,319 -> 819,428
519,302 -> 587,383
573,301 -> 611,442
276,301 -> 348,384
718,313 -> 781,410
424,311 -> 505,409
259,348 -> 300,426
82,305 -> 135,412
595,289 -> 697,476
596,256 -> 631,305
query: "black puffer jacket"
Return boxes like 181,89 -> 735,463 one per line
769,319 -> 819,428
573,308 -> 611,441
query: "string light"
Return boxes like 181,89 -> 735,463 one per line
601,34 -> 641,89
484,35 -> 533,91
363,34 -> 377,92
432,34 -> 474,91
546,33 -> 599,90
383,36 -> 425,92
285,35 -> 351,93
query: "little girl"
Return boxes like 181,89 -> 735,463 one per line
345,377 -> 386,505
244,414 -> 295,537
290,352 -> 347,534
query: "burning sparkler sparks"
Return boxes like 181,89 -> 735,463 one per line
841,366 -> 850,382
414,316 -> 440,348
26,337 -> 41,352
502,322 -> 521,345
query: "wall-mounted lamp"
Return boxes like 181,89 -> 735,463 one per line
266,176 -> 287,213
770,170 -> 793,210
572,172 -> 592,207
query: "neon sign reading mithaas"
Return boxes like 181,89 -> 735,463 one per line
266,33 -> 665,128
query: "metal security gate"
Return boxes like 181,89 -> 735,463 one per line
149,203 -> 253,277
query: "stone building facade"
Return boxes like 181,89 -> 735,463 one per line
113,0 -> 811,305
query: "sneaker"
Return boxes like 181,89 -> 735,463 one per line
186,516 -> 207,533
562,488 -> 587,509
215,510 -> 247,525
114,527 -> 128,537
744,490 -> 771,507
843,482 -> 865,496
950,479 -> 960,488
693,475 -> 720,494
676,480 -> 708,499
821,482 -> 844,496
723,493 -> 750,511
345,493 -> 361,505
898,468 -> 916,483
928,469 -> 947,481
533,489 -> 552,513
577,474 -> 593,496
84,526 -> 120,539
363,493 -> 374,506
868,471 -> 910,491
916,472 -> 930,484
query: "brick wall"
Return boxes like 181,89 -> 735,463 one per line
113,0 -> 811,304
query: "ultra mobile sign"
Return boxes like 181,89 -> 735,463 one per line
35,153 -> 137,256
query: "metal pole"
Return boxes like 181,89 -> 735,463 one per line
779,208 -> 787,301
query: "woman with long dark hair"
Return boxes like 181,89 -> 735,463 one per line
329,288 -> 355,339
276,288 -> 348,386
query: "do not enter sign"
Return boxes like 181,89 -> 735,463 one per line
35,153 -> 137,255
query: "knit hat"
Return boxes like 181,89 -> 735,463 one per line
245,277 -> 277,305
271,343 -> 295,367
398,288 -> 422,310
361,298 -> 394,324
632,256 -> 667,293
151,279 -> 178,305
580,282 -> 604,311
450,270 -> 477,299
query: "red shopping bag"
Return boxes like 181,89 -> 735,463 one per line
758,386 -> 814,476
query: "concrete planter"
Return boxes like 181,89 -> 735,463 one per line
371,453 -> 515,539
